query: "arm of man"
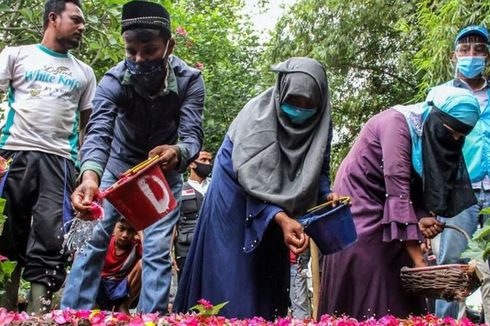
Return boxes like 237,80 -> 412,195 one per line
77,69 -> 96,146
79,73 -> 120,178
0,46 -> 16,95
174,71 -> 206,170
78,109 -> 91,146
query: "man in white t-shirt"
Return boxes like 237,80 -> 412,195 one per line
0,0 -> 96,314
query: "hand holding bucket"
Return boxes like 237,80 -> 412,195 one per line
297,196 -> 357,255
66,155 -> 176,255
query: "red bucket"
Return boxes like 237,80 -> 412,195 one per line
102,156 -> 177,230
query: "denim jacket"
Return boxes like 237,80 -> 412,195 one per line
80,55 -> 205,178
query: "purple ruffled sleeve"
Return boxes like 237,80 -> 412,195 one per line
379,111 -> 423,242
382,195 -> 422,242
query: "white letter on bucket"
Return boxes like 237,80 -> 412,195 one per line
137,175 -> 170,214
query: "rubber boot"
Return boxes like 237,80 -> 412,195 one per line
0,264 -> 21,311
27,282 -> 52,314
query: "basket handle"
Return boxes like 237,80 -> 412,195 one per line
443,224 -> 471,241
306,196 -> 351,213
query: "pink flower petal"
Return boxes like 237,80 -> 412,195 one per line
197,298 -> 213,309
89,202 -> 104,219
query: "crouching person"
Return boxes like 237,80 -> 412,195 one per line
97,218 -> 142,313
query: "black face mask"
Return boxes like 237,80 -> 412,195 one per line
124,42 -> 169,92
125,57 -> 166,90
194,162 -> 212,178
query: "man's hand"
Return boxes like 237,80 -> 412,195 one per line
71,170 -> 100,219
148,145 -> 180,172
274,212 -> 309,255
418,217 -> 444,239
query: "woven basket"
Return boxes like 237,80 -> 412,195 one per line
400,225 -> 481,301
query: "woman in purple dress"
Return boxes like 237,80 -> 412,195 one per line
318,86 -> 480,320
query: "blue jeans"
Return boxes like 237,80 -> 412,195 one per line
61,169 -> 182,313
435,189 -> 490,319
289,265 -> 311,319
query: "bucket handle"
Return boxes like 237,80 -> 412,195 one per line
442,224 -> 471,241
104,155 -> 164,198
120,155 -> 162,178
306,196 -> 351,213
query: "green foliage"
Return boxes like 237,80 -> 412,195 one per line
0,197 -> 7,236
0,260 -> 17,286
462,211 -> 490,261
190,300 -> 228,317
0,198 -> 6,236
0,196 -> 16,290
166,1 -> 264,153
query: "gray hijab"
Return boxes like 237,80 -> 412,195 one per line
227,57 -> 332,216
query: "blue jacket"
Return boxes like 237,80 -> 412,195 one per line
80,56 -> 205,178
444,79 -> 490,182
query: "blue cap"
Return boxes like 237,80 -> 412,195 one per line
455,25 -> 489,44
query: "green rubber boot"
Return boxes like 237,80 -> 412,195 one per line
26,282 -> 52,314
0,264 -> 21,311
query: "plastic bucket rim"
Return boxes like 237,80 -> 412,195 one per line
298,202 -> 350,227
302,203 -> 357,255
103,158 -> 164,197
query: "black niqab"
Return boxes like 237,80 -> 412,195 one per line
421,108 -> 476,217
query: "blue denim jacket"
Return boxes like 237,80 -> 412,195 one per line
80,56 -> 205,178
442,79 -> 490,183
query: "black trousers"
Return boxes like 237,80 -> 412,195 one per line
0,150 -> 76,291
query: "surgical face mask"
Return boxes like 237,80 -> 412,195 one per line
280,103 -> 317,124
456,56 -> 487,78
194,162 -> 212,178
125,42 -> 169,89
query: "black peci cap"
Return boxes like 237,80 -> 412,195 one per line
121,1 -> 171,38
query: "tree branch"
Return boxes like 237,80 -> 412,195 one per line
0,10 -> 19,19
351,64 -> 418,88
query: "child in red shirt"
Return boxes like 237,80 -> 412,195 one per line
97,218 -> 142,313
